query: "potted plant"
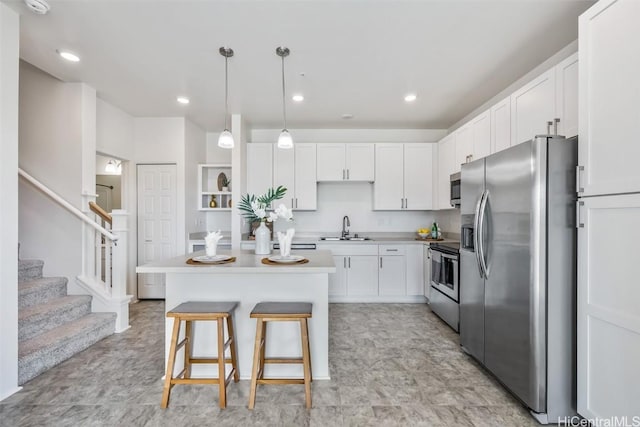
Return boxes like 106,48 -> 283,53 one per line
238,186 -> 293,254
221,176 -> 231,192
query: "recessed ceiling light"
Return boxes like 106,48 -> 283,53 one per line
176,96 -> 190,105
292,94 -> 304,102
404,94 -> 417,102
24,0 -> 50,15
342,114 -> 354,120
57,50 -> 80,62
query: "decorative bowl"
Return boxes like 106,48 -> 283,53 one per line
418,232 -> 430,239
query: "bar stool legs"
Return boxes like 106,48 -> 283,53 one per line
248,302 -> 313,410
161,301 -> 239,409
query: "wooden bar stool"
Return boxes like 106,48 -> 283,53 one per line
161,301 -> 240,409
248,302 -> 313,409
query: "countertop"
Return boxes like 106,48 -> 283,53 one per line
136,249 -> 336,274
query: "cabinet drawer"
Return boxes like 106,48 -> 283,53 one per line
378,245 -> 405,255
317,244 -> 378,256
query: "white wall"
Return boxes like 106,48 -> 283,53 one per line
184,119 -> 207,241
206,132 -> 232,164
18,61 -> 86,284
0,3 -> 20,400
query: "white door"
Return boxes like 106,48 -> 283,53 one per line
373,143 -> 404,210
137,164 -> 177,299
378,255 -> 406,296
246,144 -> 273,199
293,143 -> 317,210
471,110 -> 491,160
273,145 -> 296,209
328,256 -> 347,296
404,144 -> 433,210
346,256 -> 379,296
346,143 -> 375,181
491,96 -> 511,154
555,52 -> 578,138
579,0 -> 640,197
316,143 -> 345,181
437,134 -> 455,210
577,193 -> 640,419
511,68 -> 556,146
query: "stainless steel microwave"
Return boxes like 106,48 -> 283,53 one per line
450,172 -> 461,207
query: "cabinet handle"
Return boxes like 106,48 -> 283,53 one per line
342,169 -> 345,180
405,198 -> 408,209
386,249 -> 398,252
546,121 -> 553,135
554,118 -> 560,136
576,201 -> 585,228
344,257 -> 346,268
348,257 -> 351,268
380,257 -> 382,268
347,169 -> 350,180
576,165 -> 584,194
295,198 -> 298,208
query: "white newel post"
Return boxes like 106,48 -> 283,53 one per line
110,210 -> 132,332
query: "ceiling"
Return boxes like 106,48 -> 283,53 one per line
4,0 -> 594,131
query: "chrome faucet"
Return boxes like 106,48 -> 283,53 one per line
342,215 -> 351,238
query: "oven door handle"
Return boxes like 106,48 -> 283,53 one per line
473,192 -> 485,279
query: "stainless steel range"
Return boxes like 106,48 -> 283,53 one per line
429,242 -> 460,332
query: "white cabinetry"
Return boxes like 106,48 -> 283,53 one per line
491,96 -> 511,154
323,244 -> 378,297
273,143 -> 317,210
577,0 -> 640,419
577,194 -> 640,419
511,68 -> 556,146
378,245 -> 406,296
374,143 -> 434,210
316,143 -> 374,181
246,144 -> 273,198
437,135 -> 456,210
455,111 -> 491,169
579,0 -> 640,197
405,244 -> 424,296
329,256 -> 347,296
555,53 -> 579,139
197,164 -> 232,211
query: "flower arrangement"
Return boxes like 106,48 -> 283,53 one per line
238,185 -> 293,223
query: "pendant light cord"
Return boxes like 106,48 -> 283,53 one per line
224,55 -> 229,131
281,54 -> 287,130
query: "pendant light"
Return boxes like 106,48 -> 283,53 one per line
276,47 -> 293,149
218,47 -> 234,149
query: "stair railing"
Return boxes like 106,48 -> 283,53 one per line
19,168 -> 131,332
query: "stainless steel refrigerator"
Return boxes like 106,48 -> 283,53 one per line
459,135 -> 577,424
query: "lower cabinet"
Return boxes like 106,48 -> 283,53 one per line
322,243 -> 425,302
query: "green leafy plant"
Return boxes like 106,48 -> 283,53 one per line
222,176 -> 231,187
238,185 -> 287,223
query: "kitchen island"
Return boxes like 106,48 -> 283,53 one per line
136,250 -> 335,380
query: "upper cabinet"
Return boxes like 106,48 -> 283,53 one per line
491,96 -> 511,154
455,110 -> 491,170
437,134 -> 455,210
246,144 -> 273,199
374,143 -> 434,210
511,68 -> 556,146
273,143 -> 317,210
579,0 -> 640,197
316,143 -> 375,182
555,53 -> 578,139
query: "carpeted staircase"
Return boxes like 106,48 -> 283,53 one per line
18,259 -> 116,385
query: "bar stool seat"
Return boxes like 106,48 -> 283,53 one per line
248,301 -> 313,409
161,301 -> 240,409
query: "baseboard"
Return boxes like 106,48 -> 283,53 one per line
0,386 -> 22,402
329,295 -> 428,303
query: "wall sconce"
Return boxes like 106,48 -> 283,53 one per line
105,160 -> 122,174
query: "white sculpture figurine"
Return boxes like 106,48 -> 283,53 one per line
204,230 -> 223,257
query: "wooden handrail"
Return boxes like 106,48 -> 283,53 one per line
18,168 -> 118,242
89,201 -> 112,225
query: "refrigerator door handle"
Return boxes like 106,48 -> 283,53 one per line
478,190 -> 490,278
473,192 -> 485,278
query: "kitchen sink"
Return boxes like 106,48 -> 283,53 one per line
320,236 -> 372,241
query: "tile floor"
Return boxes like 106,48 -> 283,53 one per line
0,301 -> 541,426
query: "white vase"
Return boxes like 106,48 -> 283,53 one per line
254,221 -> 271,255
